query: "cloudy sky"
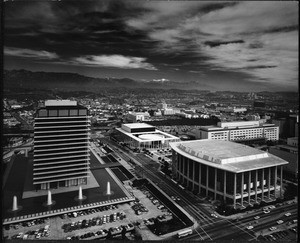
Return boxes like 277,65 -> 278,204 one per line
4,0 -> 298,92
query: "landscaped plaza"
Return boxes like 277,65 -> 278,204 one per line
3,143 -> 193,240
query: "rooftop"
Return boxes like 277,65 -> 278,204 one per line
45,100 -> 77,107
170,140 -> 288,173
122,123 -> 154,129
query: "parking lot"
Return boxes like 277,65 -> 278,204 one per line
3,182 -> 183,240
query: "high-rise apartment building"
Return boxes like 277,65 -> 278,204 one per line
33,100 -> 90,190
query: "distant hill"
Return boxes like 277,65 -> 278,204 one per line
3,69 -> 205,92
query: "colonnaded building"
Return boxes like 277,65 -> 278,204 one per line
115,123 -> 180,150
170,140 -> 288,209
33,100 -> 90,190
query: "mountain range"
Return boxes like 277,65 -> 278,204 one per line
4,69 -> 206,92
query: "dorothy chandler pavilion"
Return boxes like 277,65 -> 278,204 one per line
170,140 -> 288,209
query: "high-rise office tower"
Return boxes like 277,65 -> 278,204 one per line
33,100 -> 90,190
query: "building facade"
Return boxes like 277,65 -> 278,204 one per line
33,100 -> 90,190
269,137 -> 298,180
170,140 -> 288,209
196,121 -> 279,142
126,112 -> 150,123
115,123 -> 180,150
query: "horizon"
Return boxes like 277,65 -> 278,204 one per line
4,68 -> 299,94
4,0 -> 299,92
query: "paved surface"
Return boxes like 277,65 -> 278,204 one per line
3,184 -> 178,240
2,151 -> 130,220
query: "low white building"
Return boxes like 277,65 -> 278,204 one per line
195,121 -> 279,142
116,123 -> 180,150
216,107 -> 247,113
127,112 -> 150,122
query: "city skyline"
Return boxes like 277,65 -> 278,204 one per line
4,0 -> 299,92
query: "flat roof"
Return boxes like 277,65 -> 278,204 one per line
170,140 -> 288,173
45,100 -> 77,106
122,123 -> 154,129
199,124 -> 277,131
116,127 -> 179,142
275,144 -> 298,151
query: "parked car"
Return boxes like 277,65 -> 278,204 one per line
277,220 -> 284,225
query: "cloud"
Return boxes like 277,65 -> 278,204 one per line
4,47 -> 59,59
72,54 -> 157,70
124,1 -> 297,87
204,40 -> 244,48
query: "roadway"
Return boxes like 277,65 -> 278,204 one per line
97,137 -> 298,241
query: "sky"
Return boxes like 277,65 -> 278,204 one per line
3,0 -> 299,92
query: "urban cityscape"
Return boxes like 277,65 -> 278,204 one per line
2,1 -> 298,242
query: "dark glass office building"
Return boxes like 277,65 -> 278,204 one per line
33,100 -> 90,190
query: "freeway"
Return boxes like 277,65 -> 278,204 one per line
97,137 -> 298,241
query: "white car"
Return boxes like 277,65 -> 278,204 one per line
211,213 -> 218,218
254,216 -> 260,220
263,210 -> 270,214
269,227 -> 277,231
285,212 -> 291,217
269,205 -> 276,209
277,220 -> 284,225
246,225 -> 254,230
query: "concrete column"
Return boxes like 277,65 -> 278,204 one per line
223,171 -> 227,201
180,156 -> 183,181
274,166 -> 277,197
268,167 -> 271,199
178,155 -> 181,181
255,170 -> 258,203
233,173 -> 237,209
183,158 -> 186,177
248,171 -> 251,204
280,166 -> 283,197
187,159 -> 190,188
206,165 -> 209,197
214,168 -> 217,200
261,169 -> 265,201
241,172 -> 244,207
198,164 -> 202,194
192,160 -> 195,191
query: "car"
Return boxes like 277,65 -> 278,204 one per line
16,232 -> 24,239
176,196 -> 181,201
263,210 -> 270,214
246,225 -> 254,230
254,216 -> 260,220
269,227 -> 277,231
269,205 -> 276,209
285,212 -> 291,217
171,196 -> 176,201
277,220 -> 284,224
